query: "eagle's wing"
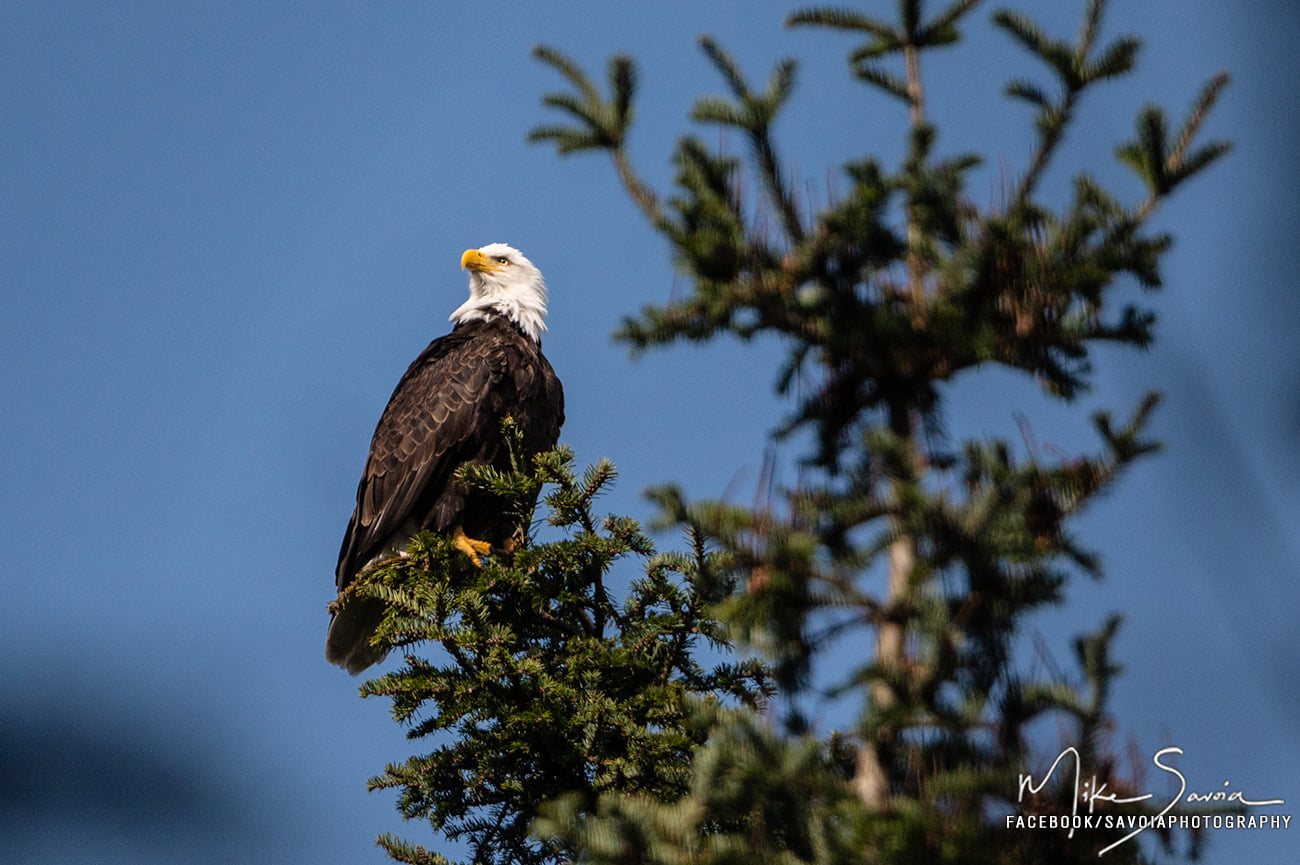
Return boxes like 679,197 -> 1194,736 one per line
334,329 -> 494,591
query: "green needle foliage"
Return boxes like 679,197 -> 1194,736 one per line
337,427 -> 769,865
522,0 -> 1229,861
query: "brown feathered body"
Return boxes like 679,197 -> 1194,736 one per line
326,315 -> 564,674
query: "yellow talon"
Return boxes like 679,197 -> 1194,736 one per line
452,526 -> 493,565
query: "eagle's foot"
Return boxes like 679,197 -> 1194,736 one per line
452,526 -> 493,566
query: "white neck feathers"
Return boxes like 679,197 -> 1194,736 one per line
449,284 -> 547,342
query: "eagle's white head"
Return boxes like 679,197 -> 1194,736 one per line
451,242 -> 548,342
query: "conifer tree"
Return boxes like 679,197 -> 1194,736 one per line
336,424 -> 769,865
520,0 -> 1229,861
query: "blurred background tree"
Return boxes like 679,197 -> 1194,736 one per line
520,0 -> 1230,861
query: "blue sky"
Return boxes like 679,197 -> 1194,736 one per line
1,1 -> 1296,863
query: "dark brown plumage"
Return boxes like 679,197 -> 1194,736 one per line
327,244 -> 563,674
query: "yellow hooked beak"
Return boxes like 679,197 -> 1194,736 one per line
461,248 -> 504,274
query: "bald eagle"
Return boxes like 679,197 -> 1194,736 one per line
326,243 -> 564,674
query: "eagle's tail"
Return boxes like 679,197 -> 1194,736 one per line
325,598 -> 388,675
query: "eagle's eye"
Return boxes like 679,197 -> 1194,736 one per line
496,256 -> 510,265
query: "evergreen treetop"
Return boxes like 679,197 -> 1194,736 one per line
339,429 -> 768,865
